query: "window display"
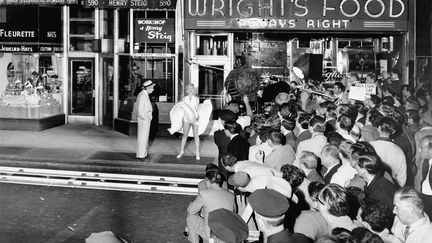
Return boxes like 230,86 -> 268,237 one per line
0,53 -> 63,119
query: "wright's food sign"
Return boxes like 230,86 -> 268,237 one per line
184,0 -> 408,31
135,19 -> 175,43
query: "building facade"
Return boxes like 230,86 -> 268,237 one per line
0,0 -> 418,131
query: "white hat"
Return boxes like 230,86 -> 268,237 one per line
143,80 -> 155,88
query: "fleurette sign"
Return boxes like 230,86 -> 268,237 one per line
134,19 -> 175,43
184,0 -> 408,31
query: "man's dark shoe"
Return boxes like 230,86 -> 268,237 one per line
143,156 -> 151,162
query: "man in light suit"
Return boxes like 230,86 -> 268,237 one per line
136,80 -> 155,161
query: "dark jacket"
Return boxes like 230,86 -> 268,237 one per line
322,163 -> 342,184
214,130 -> 230,180
227,135 -> 250,161
365,172 -> 398,208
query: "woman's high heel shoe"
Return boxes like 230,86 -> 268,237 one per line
176,152 -> 184,159
195,156 -> 200,160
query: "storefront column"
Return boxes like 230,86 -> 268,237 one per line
94,9 -> 101,126
113,9 -> 119,119
63,5 -> 69,123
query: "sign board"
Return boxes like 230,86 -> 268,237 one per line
0,6 -> 63,52
348,86 -> 367,101
0,0 -> 77,5
0,43 -> 63,52
184,0 -> 408,31
355,83 -> 376,95
134,19 -> 175,43
84,0 -> 176,9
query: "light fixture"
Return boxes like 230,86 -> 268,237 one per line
293,53 -> 310,80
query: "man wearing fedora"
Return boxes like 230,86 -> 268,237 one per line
136,80 -> 155,162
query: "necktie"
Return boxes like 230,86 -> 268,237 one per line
404,226 -> 411,240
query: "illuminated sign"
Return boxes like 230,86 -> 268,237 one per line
84,0 -> 176,9
0,0 -> 77,5
134,19 -> 175,43
184,0 -> 408,31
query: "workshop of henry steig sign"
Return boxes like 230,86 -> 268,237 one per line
135,19 -> 175,43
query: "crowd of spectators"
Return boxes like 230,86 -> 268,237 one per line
186,70 -> 432,243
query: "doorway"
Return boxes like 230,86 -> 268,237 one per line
69,59 -> 94,116
102,58 -> 113,126
191,60 -> 229,119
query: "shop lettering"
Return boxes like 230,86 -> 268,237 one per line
147,31 -> 172,42
323,0 -> 405,18
238,19 -> 296,29
187,0 -> 406,19
108,0 -> 127,6
0,45 -> 33,52
47,32 -> 57,38
306,19 -> 349,29
0,29 -> 35,38
137,19 -> 166,25
130,0 -> 147,7
237,18 -> 349,29
324,69 -> 344,81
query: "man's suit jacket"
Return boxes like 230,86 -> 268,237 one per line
323,163 -> 342,184
227,135 -> 250,161
365,173 -> 398,208
187,188 -> 235,222
137,90 -> 152,121
285,132 -> 297,151
294,130 -> 312,151
214,130 -> 231,180
264,145 -> 296,171
307,169 -> 325,184
324,119 -> 336,136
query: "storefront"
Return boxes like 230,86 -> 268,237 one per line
80,0 -> 181,134
0,4 -> 70,130
183,0 -> 413,103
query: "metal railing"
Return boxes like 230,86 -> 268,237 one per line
0,166 -> 200,195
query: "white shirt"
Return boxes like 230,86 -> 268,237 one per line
234,161 -> 282,178
392,214 -> 432,243
296,133 -> 327,158
370,139 -> 407,187
330,163 -> 357,187
248,143 -> 272,163
422,159 -> 432,195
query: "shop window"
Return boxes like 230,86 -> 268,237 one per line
69,7 -> 95,52
117,57 -> 174,120
102,10 -> 114,38
0,53 -> 64,119
195,34 -> 228,56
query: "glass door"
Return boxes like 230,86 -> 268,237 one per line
102,58 -> 113,125
198,65 -> 225,111
70,59 -> 94,115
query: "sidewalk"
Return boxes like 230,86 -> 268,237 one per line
0,124 -> 218,178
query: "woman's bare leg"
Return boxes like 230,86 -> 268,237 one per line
178,121 -> 191,158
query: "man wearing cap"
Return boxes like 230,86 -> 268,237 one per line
208,208 -> 248,243
136,80 -> 155,161
249,189 -> 312,243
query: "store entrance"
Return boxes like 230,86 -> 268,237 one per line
191,59 -> 229,118
69,59 -> 94,116
102,58 -> 113,126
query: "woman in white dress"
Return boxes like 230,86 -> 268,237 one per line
177,84 -> 200,160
